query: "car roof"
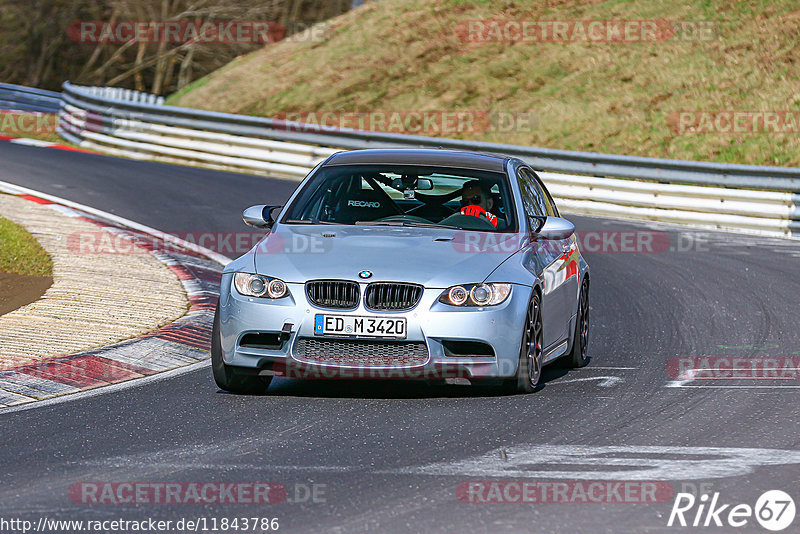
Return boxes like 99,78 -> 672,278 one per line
321,148 -> 510,173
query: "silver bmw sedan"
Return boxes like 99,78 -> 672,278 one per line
212,148 -> 590,394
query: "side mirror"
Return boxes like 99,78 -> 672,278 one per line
536,216 -> 575,240
242,205 -> 281,229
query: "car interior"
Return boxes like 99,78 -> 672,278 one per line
285,167 -> 515,232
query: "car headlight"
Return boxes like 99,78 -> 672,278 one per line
438,283 -> 511,307
233,273 -> 289,299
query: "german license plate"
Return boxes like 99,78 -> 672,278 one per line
314,314 -> 407,339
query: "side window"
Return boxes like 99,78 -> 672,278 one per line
516,168 -> 546,218
530,170 -> 559,217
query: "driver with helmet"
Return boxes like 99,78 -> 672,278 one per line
460,180 -> 498,228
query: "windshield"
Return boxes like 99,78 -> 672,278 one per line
281,165 -> 517,232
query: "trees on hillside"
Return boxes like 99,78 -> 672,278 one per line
0,0 -> 352,94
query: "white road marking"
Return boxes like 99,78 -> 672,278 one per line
549,376 -> 623,387
9,138 -> 55,147
664,367 -> 698,388
584,366 -> 639,370
665,380 -> 694,388
74,445 -> 800,482
668,385 -> 800,389
390,445 -> 800,481
665,367 -> 800,389
81,460 -> 364,472
45,204 -> 82,217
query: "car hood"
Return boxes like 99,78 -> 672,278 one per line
254,225 -> 521,288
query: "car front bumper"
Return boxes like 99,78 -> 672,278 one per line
218,273 -> 531,380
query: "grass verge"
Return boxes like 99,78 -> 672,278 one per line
0,111 -> 64,144
0,213 -> 53,276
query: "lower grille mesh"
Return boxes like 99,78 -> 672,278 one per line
294,338 -> 429,367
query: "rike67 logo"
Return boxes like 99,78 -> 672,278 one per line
668,490 -> 795,531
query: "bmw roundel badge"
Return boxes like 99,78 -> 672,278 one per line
358,270 -> 373,279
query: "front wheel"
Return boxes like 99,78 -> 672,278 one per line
211,305 -> 272,394
508,292 -> 543,394
563,278 -> 590,368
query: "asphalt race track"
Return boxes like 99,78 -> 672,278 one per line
1,141 -> 799,533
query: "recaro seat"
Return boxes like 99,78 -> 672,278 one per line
332,188 -> 401,224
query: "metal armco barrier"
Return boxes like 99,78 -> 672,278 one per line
52,81 -> 800,237
0,83 -> 61,113
72,86 -> 165,105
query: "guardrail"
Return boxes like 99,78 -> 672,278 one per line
55,81 -> 800,237
71,86 -> 165,105
0,83 -> 61,113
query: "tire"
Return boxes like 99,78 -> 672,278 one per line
508,291 -> 543,394
211,305 -> 272,394
563,278 -> 590,368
